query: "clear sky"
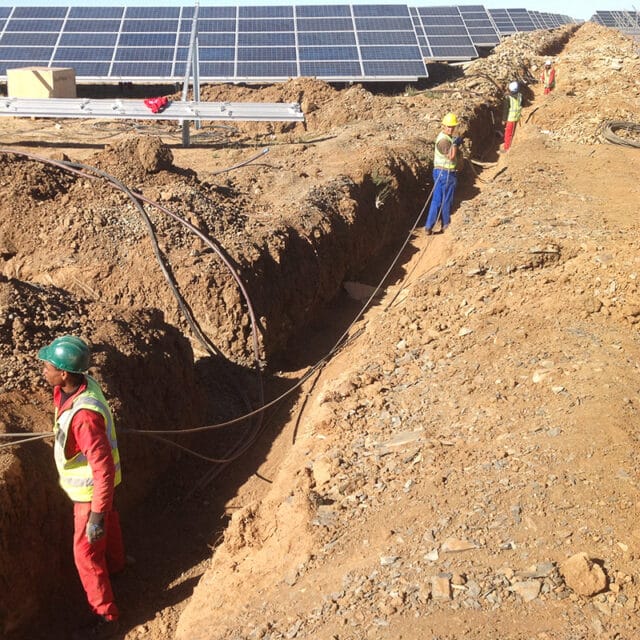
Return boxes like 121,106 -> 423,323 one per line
0,0 -> 634,24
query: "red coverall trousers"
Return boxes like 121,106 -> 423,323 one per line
73,502 -> 125,620
503,121 -> 518,151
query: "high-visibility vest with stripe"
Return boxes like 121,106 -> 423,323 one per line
53,376 -> 122,502
507,93 -> 522,122
433,131 -> 457,170
543,68 -> 555,89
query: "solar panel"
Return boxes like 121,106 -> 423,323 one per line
67,7 -> 124,19
125,7 -> 181,19
299,46 -> 357,61
458,5 -> 500,46
592,10 -> 640,37
507,8 -> 536,31
297,31 -> 354,46
488,9 -> 517,36
198,7 -> 236,19
413,6 -> 478,60
64,20 -> 122,33
7,19 -> 64,31
359,31 -> 419,45
300,61 -> 361,76
363,60 -> 425,76
0,46 -> 53,60
59,33 -> 117,47
239,6 -> 294,18
239,19 -> 295,32
0,4 -> 575,83
297,18 -> 353,31
239,32 -> 295,46
296,6 -> 352,18
237,61 -> 298,77
1,32 -> 58,46
13,7 -> 67,19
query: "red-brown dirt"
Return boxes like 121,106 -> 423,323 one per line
1,21 -> 639,640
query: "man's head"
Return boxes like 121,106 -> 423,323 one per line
545,60 -> 552,67
38,335 -> 90,388
508,81 -> 519,94
441,112 -> 458,134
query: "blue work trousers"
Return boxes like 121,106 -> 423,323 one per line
425,168 -> 457,230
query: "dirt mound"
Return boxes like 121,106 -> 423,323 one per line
91,137 -> 176,183
0,153 -> 72,201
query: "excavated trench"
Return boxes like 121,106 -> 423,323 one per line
0,25 -> 577,639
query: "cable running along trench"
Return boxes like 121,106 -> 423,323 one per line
0,146 -> 443,465
0,148 -> 264,463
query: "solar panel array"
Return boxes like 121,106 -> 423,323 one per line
0,5 -> 575,83
411,6 -> 478,61
487,8 -> 573,36
459,5 -> 501,46
592,10 -> 640,39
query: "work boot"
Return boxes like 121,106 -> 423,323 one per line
425,228 -> 433,235
72,615 -> 120,640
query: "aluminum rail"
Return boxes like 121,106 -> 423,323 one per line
0,97 -> 304,123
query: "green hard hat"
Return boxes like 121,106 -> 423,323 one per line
38,335 -> 90,373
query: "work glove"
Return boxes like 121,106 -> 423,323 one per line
452,136 -> 464,146
86,511 -> 105,544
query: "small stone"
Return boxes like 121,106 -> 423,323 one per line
560,552 -> 608,596
441,538 -> 478,552
424,549 -> 439,562
432,574 -> 452,600
510,580 -> 541,602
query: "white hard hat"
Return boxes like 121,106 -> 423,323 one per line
545,59 -> 552,66
508,81 -> 519,92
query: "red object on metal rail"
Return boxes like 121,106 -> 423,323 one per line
143,96 -> 169,113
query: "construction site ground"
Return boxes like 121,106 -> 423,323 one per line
1,21 -> 639,640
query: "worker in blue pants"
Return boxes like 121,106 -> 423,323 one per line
425,112 -> 463,235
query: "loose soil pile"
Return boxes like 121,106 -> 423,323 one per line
0,21 -> 639,640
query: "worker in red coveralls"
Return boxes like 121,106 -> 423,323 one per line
501,81 -> 523,153
540,59 -> 556,95
39,335 -> 124,640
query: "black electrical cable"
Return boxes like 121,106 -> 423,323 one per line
0,145 -> 444,466
210,147 -> 270,176
600,121 -> 640,148
0,148 -> 264,460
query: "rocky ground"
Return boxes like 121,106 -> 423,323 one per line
0,21 -> 639,640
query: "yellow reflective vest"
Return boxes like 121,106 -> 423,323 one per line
507,93 -> 522,123
53,376 -> 121,502
433,131 -> 457,170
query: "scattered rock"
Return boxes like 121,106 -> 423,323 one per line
560,553 -> 608,596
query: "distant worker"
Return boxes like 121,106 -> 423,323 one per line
501,81 -> 523,152
38,335 -> 124,640
425,112 -> 464,235
541,59 -> 556,94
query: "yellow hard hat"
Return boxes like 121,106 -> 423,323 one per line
442,112 -> 459,127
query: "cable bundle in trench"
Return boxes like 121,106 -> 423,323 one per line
600,121 -> 640,148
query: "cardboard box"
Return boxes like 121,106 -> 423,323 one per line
7,67 -> 77,99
